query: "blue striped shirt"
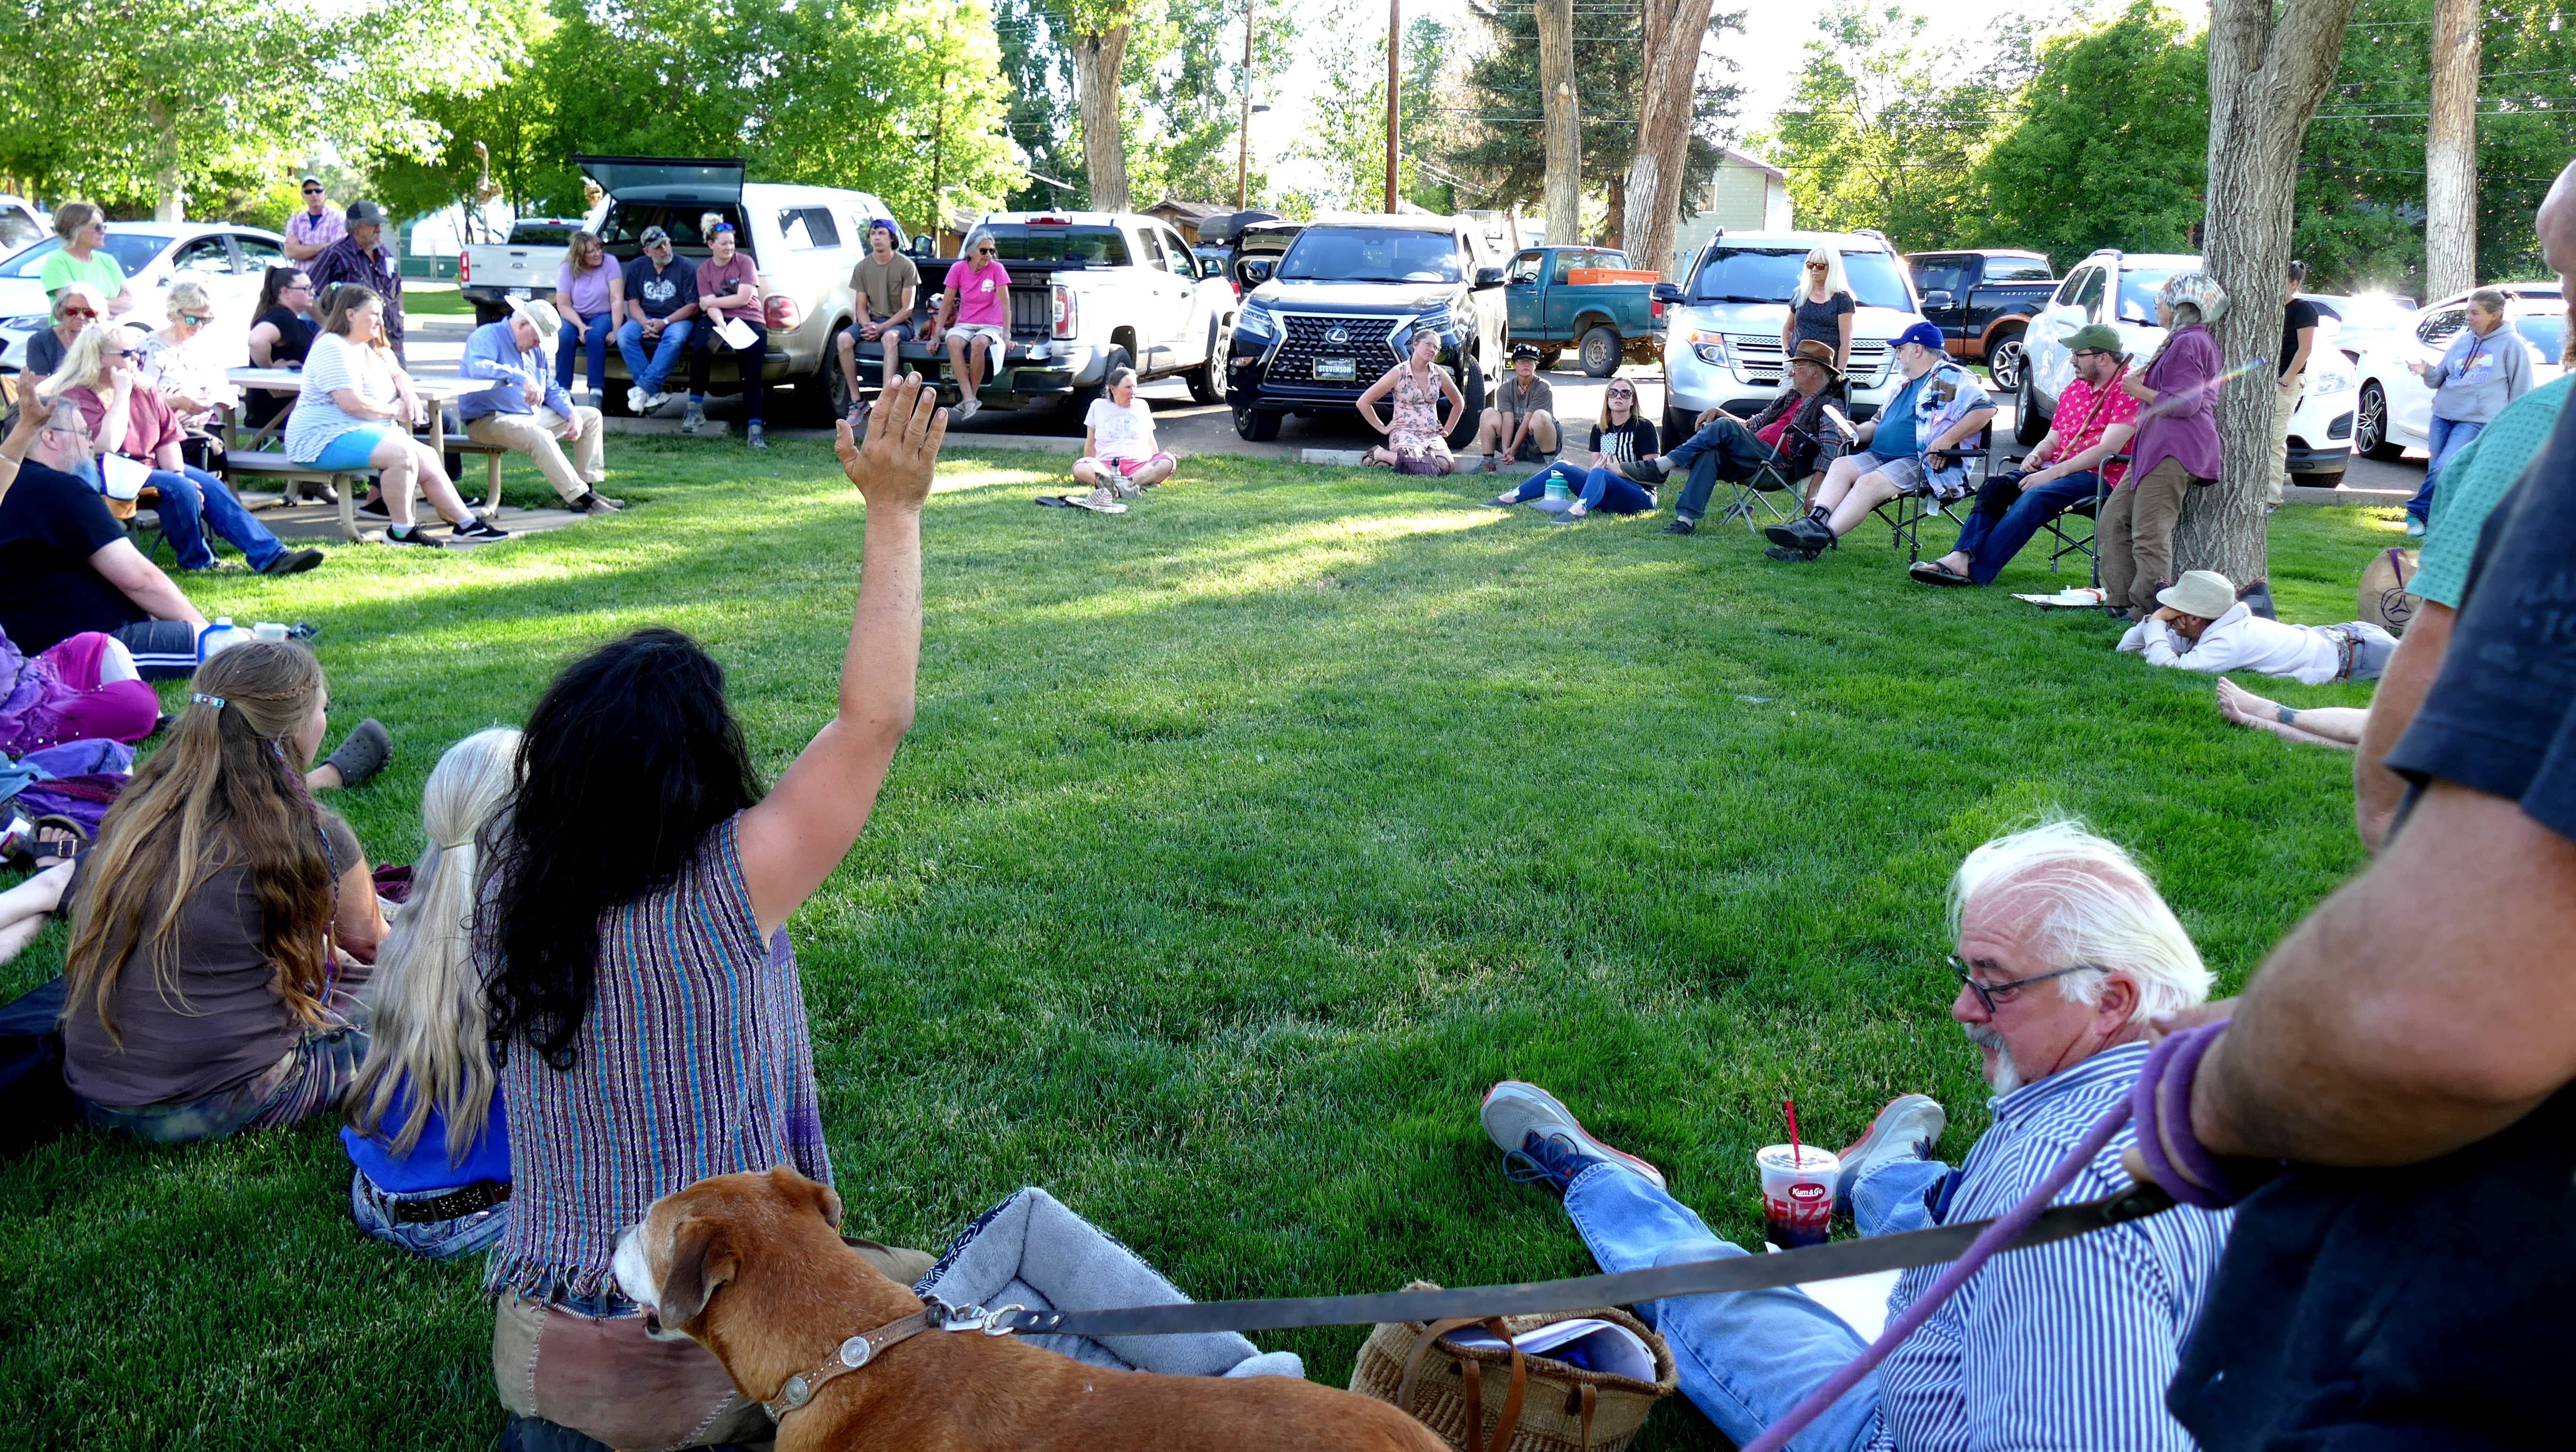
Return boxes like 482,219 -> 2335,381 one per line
1873,1040 -> 2234,1452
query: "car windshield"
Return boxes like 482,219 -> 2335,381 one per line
0,211 -> 40,251
2515,313 -> 2566,362
0,232 -> 172,280
1688,247 -> 1911,310
983,225 -> 1131,265
1278,227 -> 1460,283
2118,266 -> 2186,323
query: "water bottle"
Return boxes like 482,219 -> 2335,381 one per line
197,618 -> 253,661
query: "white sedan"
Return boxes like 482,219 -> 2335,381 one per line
2348,283 -> 2565,460
0,221 -> 289,373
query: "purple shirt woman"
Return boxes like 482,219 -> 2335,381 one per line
2099,272 -> 2229,619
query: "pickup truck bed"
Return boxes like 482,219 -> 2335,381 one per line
1907,249 -> 2055,391
1504,246 -> 1667,377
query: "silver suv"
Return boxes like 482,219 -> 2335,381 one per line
1656,230 -> 1926,437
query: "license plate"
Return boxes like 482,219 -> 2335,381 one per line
506,287 -> 531,300
1313,357 -> 1356,381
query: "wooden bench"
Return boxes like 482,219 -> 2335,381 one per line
227,451 -> 369,542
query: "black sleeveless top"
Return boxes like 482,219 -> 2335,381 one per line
255,306 -> 318,368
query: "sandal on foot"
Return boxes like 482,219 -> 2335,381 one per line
30,815 -> 90,870
1909,559 -> 1975,587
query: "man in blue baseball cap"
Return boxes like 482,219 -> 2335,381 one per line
1764,319 -> 1994,561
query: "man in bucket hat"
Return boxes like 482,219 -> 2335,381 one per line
458,294 -> 620,517
2116,569 -> 2397,683
1911,323 -> 2139,586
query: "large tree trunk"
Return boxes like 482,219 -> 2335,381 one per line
1537,0 -> 1580,245
146,96 -> 184,223
1622,0 -> 1717,280
1602,173 -> 1626,252
2425,0 -> 2479,299
1073,24 -> 1133,213
2173,0 -> 2362,588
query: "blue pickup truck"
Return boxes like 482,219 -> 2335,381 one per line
1502,246 -> 1667,377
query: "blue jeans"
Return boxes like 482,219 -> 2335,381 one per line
614,317 -> 696,395
1561,1155 -> 1955,1452
348,1168 -> 511,1259
689,316 -> 768,421
557,314 -> 614,393
1667,416 -> 1782,520
1946,469 -> 2103,584
147,464 -> 286,571
2407,415 -> 2484,523
1505,461 -> 1656,514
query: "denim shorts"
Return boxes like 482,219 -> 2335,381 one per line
300,426 -> 400,472
349,1168 -> 512,1259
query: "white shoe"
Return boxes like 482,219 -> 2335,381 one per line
1833,1093 -> 1946,1216
643,391 -> 673,412
1067,486 -> 1126,513
1479,1081 -> 1667,1190
625,388 -> 646,413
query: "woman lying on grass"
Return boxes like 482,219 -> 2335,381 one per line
60,641 -> 389,1143
478,374 -> 939,1451
340,727 -> 520,1259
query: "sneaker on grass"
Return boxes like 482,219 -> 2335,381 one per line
1067,486 -> 1126,514
1480,1080 -> 1666,1196
1832,1093 -> 1945,1216
384,523 -> 446,548
450,518 -> 512,541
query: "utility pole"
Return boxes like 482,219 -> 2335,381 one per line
1236,0 -> 1255,209
1383,0 -> 1400,213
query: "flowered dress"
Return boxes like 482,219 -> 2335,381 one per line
1385,363 -> 1453,468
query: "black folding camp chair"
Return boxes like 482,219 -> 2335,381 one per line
1708,421 -> 1822,533
2038,460 -> 2119,584
1871,429 -> 1993,565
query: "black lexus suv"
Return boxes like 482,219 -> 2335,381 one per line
1226,216 -> 1511,445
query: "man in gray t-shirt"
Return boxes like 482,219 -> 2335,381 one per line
1471,345 -> 1560,471
837,219 -> 922,413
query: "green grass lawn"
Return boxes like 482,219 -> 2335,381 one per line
0,442 -> 2396,1449
402,282 -> 473,318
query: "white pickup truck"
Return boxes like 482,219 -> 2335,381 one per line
457,217 -> 583,325
894,210 -> 1237,414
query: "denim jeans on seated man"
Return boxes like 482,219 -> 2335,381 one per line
1946,469 -> 2104,586
614,317 -> 696,398
1665,416 -> 1784,522
144,464 -> 290,571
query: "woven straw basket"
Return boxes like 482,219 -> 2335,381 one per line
1348,1285 -> 1677,1452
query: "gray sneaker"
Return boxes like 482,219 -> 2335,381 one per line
1832,1093 -> 1946,1216
746,422 -> 766,449
680,402 -> 707,435
951,396 -> 980,421
1479,1081 -> 1666,1190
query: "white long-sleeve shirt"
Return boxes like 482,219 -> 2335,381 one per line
2117,602 -> 2345,684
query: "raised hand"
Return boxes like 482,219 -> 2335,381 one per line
835,371 -> 944,513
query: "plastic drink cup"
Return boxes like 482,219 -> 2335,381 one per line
253,622 -> 289,643
1757,1144 -> 1840,1249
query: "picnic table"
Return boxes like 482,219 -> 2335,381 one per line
221,367 -> 507,542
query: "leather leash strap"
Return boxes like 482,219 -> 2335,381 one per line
998,1182 -> 2175,1339
762,1307 -> 944,1423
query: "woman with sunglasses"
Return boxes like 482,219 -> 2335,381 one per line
43,326 -> 320,575
19,281 -> 106,403
1782,248 -> 1855,379
929,228 -> 1011,423
38,203 -> 135,317
246,266 -> 320,429
138,279 -> 243,446
1482,377 -> 1660,520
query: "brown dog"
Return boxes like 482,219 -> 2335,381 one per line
613,1166 -> 1450,1452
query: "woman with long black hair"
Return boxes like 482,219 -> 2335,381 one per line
480,375 -> 942,1452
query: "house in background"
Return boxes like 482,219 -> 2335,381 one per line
1143,198 -> 1226,243
1668,146 -> 1794,276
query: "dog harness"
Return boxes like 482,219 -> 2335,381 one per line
764,1297 -> 1026,1423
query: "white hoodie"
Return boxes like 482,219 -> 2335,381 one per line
2117,602 -> 2343,684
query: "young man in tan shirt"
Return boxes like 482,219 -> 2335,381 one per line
837,219 -> 921,423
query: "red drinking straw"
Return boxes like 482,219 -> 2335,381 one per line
1784,1098 -> 1803,1168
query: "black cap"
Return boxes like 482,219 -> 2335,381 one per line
1509,342 -> 1542,361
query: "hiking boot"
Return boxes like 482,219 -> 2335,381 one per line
1764,544 -> 1823,562
1832,1094 -> 1945,1216
680,401 -> 708,435
1661,516 -> 1698,535
1764,512 -> 1833,551
1481,1081 -> 1666,1196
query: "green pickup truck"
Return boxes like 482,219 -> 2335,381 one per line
1502,245 -> 1669,377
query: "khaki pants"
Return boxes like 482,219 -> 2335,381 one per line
2097,457 -> 2194,614
2267,375 -> 2303,504
464,406 -> 605,505
493,1238 -> 932,1451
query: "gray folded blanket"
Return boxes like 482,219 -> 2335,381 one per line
913,1187 -> 1305,1380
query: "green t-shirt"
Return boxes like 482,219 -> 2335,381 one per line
2415,375 -> 2573,609
38,248 -> 125,301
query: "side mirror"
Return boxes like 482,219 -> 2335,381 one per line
911,234 -> 935,256
1473,265 -> 1507,289
1921,289 -> 1956,310
1238,257 -> 1274,287
1651,282 -> 1684,305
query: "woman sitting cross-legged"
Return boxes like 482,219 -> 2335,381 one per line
59,641 -> 390,1143
480,378 -> 943,1451
340,726 -> 520,1259
1483,378 -> 1660,522
48,326 -> 323,576
1060,366 -> 1175,512
287,283 -> 501,548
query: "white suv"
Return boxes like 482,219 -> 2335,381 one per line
2020,249 -> 2361,486
1657,229 -> 1927,437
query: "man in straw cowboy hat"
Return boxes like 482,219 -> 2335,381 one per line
457,295 -> 621,517
2117,569 -> 2398,684
1478,819 -> 2231,1451
1636,338 -> 1845,536
1911,323 -> 2139,587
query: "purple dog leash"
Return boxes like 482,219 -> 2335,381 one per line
1744,1022 -> 2237,1452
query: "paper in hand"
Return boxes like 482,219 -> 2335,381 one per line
715,317 -> 758,351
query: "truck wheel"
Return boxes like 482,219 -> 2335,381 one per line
2014,371 -> 2049,448
1986,326 -> 2026,393
799,334 -> 856,427
1578,326 -> 1621,378
1233,405 -> 1282,441
1446,351 -> 1489,449
1535,348 -> 1563,371
1188,324 -> 1227,404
